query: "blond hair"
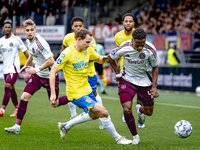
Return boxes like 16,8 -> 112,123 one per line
23,19 -> 36,28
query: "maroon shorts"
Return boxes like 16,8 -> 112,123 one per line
118,78 -> 154,106
4,73 -> 18,85
23,74 -> 59,100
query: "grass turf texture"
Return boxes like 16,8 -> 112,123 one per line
0,79 -> 200,150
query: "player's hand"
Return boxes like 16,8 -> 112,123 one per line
114,77 -> 121,82
50,94 -> 56,107
20,65 -> 28,73
150,87 -> 159,98
102,56 -> 108,62
26,66 -> 37,74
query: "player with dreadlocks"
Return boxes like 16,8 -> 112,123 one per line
107,28 -> 159,144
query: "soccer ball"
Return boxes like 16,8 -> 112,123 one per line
195,86 -> 200,97
174,120 -> 192,138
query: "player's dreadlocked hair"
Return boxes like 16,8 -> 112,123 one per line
71,16 -> 84,25
132,28 -> 147,40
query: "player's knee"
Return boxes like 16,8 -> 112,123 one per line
123,106 -> 132,114
5,83 -> 12,88
145,111 -> 153,116
50,103 -> 58,108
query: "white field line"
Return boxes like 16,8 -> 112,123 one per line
0,85 -> 200,109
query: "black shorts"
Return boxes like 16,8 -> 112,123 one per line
95,62 -> 103,75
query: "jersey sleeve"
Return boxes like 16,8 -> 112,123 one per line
114,35 -> 120,47
62,35 -> 69,47
149,53 -> 158,67
109,47 -> 123,60
88,47 -> 100,60
54,51 -> 68,69
17,38 -> 27,53
37,40 -> 53,60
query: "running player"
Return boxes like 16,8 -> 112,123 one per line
50,28 -> 132,144
62,16 -> 104,129
4,19 -> 70,134
0,20 -> 29,117
114,13 -> 135,122
108,28 -> 159,144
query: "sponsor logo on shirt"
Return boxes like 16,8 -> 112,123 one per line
126,58 -> 144,64
111,49 -> 115,56
56,58 -> 62,64
72,60 -> 89,69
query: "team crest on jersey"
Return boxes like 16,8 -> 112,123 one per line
9,43 -> 13,47
84,51 -> 87,57
139,53 -> 146,59
121,84 -> 126,89
29,78 -> 32,83
32,48 -> 35,53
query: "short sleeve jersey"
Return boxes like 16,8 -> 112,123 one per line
54,45 -> 100,100
26,34 -> 53,78
62,32 -> 97,77
0,35 -> 27,74
115,29 -> 135,72
110,40 -> 158,87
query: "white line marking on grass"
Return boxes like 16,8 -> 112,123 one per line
1,85 -> 199,109
101,96 -> 200,109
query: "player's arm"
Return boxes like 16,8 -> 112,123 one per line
107,55 -> 121,81
150,65 -> 159,98
23,50 -> 29,59
26,56 -> 55,74
49,66 -> 61,103
20,54 -> 33,73
115,36 -> 121,65
94,55 -> 107,64
107,55 -> 120,74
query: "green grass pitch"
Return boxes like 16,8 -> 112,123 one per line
0,79 -> 200,150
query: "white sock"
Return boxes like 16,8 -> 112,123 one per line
100,115 -> 121,141
1,108 -> 5,113
95,93 -> 103,105
68,102 -> 77,117
65,112 -> 93,129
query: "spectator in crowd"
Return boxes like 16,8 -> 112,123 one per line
46,11 -> 56,26
97,19 -> 104,26
4,16 -> 12,24
114,14 -> 122,25
30,0 -> 39,17
0,5 -> 9,20
22,0 -> 30,18
0,15 -> 4,28
41,0 -> 48,13
167,43 -> 180,65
